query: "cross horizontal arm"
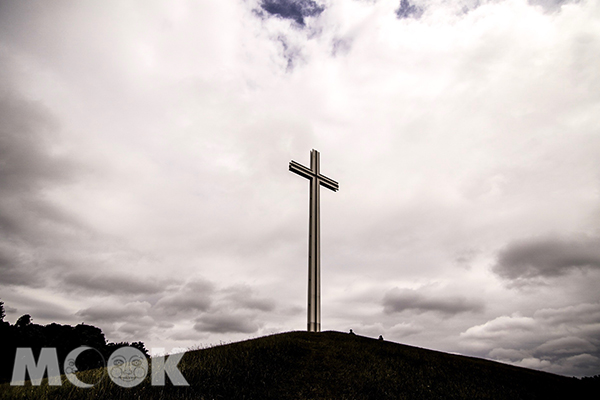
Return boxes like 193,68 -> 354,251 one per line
318,175 -> 339,192
289,160 -> 314,180
289,160 -> 339,192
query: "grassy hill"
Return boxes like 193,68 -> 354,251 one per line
1,330 -> 596,399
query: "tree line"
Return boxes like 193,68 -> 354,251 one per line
0,299 -> 149,383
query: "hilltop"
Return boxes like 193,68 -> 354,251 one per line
1,330 -> 597,399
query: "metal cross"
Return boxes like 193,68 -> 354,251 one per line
289,149 -> 339,332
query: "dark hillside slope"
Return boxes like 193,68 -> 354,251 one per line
1,330 -> 595,399
179,330 -> 586,399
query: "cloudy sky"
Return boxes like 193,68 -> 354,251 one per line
1,0 -> 599,377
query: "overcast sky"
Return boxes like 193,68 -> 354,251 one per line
1,0 -> 599,377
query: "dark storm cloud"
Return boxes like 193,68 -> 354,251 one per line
1,293 -> 73,323
222,285 -> 276,312
534,302 -> 600,326
156,295 -> 213,314
3,304 -> 18,317
0,249 -> 35,286
260,0 -> 325,26
383,287 -> 484,315
462,303 -> 600,377
395,0 -> 424,20
0,85 -> 69,198
193,313 -> 260,334
33,307 -> 76,322
494,236 -> 600,280
119,317 -> 157,337
154,282 -> 274,318
0,58 -> 81,289
535,337 -> 597,355
528,0 -> 573,12
154,280 -> 215,314
63,272 -> 167,295
76,302 -> 150,324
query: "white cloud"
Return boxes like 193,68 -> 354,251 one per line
535,337 -> 597,355
76,301 -> 152,324
383,287 -> 484,315
494,235 -> 600,281
462,315 -> 538,340
460,303 -> 600,376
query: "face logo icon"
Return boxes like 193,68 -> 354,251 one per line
64,358 -> 77,375
107,347 -> 148,388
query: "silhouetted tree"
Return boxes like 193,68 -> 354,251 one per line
131,341 -> 150,358
581,375 -> 600,391
0,302 -> 149,383
15,314 -> 32,328
105,341 -> 150,359
0,300 -> 5,322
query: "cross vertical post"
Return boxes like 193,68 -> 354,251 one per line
289,150 -> 339,332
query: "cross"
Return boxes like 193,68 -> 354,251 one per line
289,149 -> 339,332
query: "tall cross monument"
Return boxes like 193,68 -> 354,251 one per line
289,149 -> 339,332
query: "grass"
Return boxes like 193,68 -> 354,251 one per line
0,330 -> 595,399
